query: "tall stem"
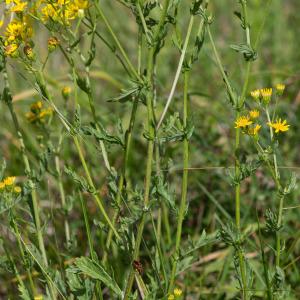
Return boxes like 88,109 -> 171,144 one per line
123,49 -> 155,300
123,0 -> 170,297
207,20 -> 248,300
265,108 -> 283,267
102,99 -> 138,263
168,71 -> 190,292
73,136 -> 121,240
54,135 -> 70,245
4,73 -> 56,299
94,2 -> 141,82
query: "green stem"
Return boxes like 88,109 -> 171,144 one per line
3,69 -> 56,299
123,51 -> 155,300
207,26 -> 237,105
94,2 -> 141,82
156,15 -> 194,129
79,193 -> 103,299
73,136 -> 121,240
123,1 -> 170,296
11,217 -> 36,296
265,109 -> 283,267
169,70 -> 190,292
102,80 -> 139,264
54,136 -> 70,245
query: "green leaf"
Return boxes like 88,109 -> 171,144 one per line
230,43 -> 257,61
18,284 -> 31,300
75,257 -> 122,296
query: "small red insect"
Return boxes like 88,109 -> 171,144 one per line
132,260 -> 143,275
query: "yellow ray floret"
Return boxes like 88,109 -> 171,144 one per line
250,89 -> 260,100
267,119 -> 290,133
249,110 -> 260,119
235,116 -> 253,128
260,88 -> 272,103
248,124 -> 261,136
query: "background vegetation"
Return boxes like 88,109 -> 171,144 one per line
0,0 -> 300,299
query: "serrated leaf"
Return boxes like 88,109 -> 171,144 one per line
75,257 -> 122,296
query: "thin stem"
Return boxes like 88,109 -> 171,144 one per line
79,193 -> 103,299
207,26 -> 237,104
3,68 -> 56,298
265,109 -> 284,267
123,0 -> 170,296
169,70 -> 190,292
156,15 -> 194,129
265,108 -> 279,178
94,2 -> 141,82
123,49 -> 155,300
54,136 -> 70,245
73,136 -> 121,240
11,217 -> 36,296
102,99 -> 138,264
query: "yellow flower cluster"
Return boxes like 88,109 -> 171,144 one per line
39,0 -> 89,25
26,101 -> 53,123
235,110 -> 262,137
235,111 -> 289,136
250,84 -> 286,104
268,119 -> 290,133
0,176 -> 21,194
1,0 -> 89,57
168,288 -> 182,300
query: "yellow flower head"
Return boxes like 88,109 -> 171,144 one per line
14,186 -> 22,193
47,37 -> 60,52
30,101 -> 43,112
235,116 -> 253,128
267,119 -> 290,133
3,176 -> 16,186
0,182 -> 5,190
10,0 -> 28,13
168,295 -> 175,300
174,288 -> 182,297
250,89 -> 260,101
249,110 -> 260,119
260,88 -> 272,104
4,43 -> 19,57
62,86 -> 71,99
276,83 -> 285,96
248,124 -> 261,136
34,296 -> 43,300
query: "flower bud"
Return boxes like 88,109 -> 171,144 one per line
62,86 -> 71,100
24,45 -> 35,60
48,37 -> 60,52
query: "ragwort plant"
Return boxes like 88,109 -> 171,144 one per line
0,0 -> 298,299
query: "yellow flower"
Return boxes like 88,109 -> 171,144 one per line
168,295 -> 175,300
4,176 -> 16,186
10,0 -> 28,13
248,124 -> 261,136
47,37 -> 60,52
14,186 -> 22,193
4,43 -> 19,57
249,110 -> 260,119
31,101 -> 43,111
260,88 -> 272,104
235,116 -> 253,128
276,83 -> 285,96
62,86 -> 71,99
34,296 -> 43,300
250,89 -> 260,100
0,182 -> 5,190
174,288 -> 182,297
268,119 -> 290,133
